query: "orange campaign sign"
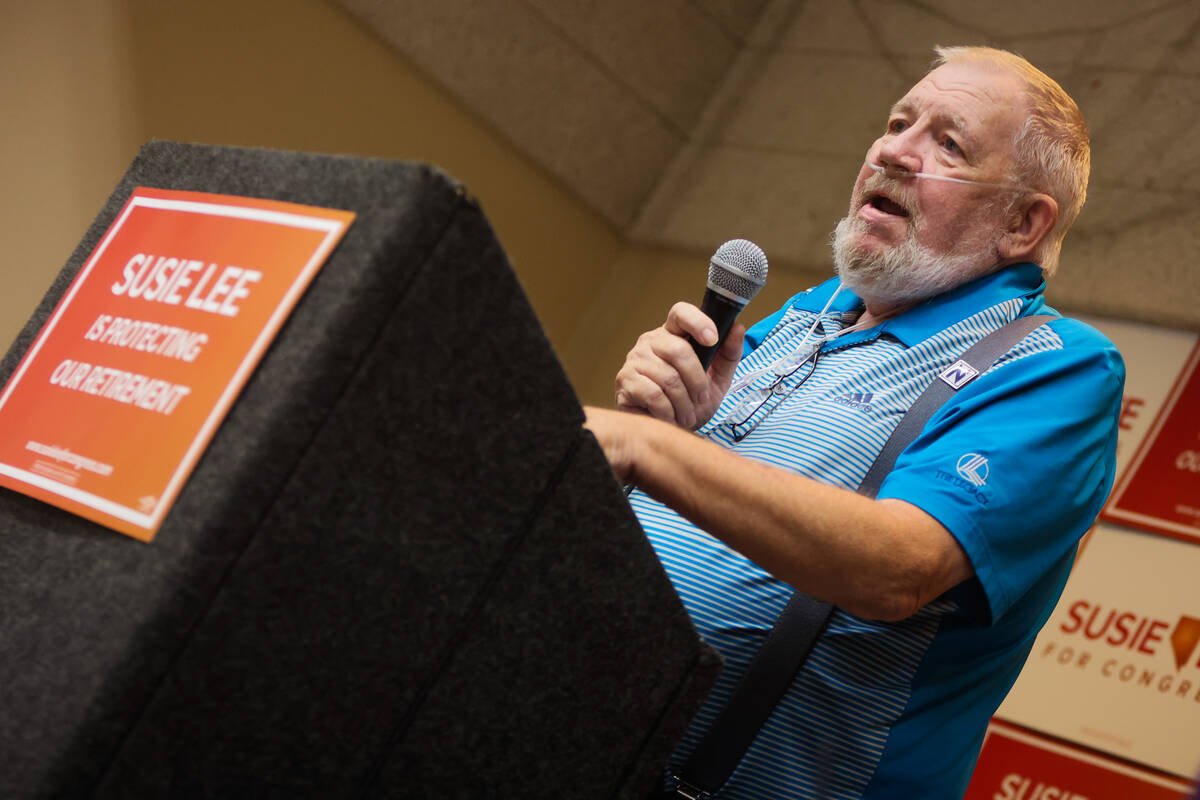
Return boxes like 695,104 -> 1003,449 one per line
0,187 -> 354,541
1104,340 -> 1200,545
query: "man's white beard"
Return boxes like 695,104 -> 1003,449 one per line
831,212 -> 1002,308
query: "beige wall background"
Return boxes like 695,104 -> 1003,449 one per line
0,0 -> 823,407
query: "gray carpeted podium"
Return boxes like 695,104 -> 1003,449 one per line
0,142 -> 720,798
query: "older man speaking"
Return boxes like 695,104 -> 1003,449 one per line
585,47 -> 1123,799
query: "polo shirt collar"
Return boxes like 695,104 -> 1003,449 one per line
796,263 -> 1046,348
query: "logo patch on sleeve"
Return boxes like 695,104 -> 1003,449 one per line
934,452 -> 992,504
955,453 -> 989,486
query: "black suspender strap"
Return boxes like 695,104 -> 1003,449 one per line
669,315 -> 1054,799
670,592 -> 833,800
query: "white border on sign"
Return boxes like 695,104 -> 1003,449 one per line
0,193 -> 349,533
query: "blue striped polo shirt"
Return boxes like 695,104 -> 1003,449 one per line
631,263 -> 1124,799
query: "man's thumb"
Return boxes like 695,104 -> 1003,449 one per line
709,323 -> 745,388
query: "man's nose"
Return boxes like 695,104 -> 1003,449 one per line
874,130 -> 922,176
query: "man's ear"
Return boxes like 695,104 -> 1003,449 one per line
999,193 -> 1058,262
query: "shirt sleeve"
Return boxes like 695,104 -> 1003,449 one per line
875,317 -> 1125,625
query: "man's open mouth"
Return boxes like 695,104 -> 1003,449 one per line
866,193 -> 910,217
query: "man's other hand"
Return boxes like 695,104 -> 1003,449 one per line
582,406 -> 642,484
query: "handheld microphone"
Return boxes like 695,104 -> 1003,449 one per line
690,239 -> 768,369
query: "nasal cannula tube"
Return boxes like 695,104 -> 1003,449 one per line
867,162 -> 1027,191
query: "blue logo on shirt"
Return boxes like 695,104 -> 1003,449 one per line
833,391 -> 874,411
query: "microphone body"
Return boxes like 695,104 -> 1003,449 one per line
689,239 -> 768,370
691,291 -> 748,370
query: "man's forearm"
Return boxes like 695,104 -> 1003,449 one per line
585,407 -> 972,621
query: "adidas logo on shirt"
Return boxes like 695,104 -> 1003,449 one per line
832,391 -> 874,411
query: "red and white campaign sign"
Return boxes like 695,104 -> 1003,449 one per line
990,317 -> 1200,784
1104,340 -> 1200,545
1075,315 -> 1198,483
965,721 -> 1194,800
0,187 -> 354,541
997,523 -> 1200,779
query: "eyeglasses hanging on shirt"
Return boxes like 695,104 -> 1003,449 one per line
717,283 -> 902,442
723,343 -> 822,441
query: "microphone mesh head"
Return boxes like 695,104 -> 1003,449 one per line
707,239 -> 768,304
